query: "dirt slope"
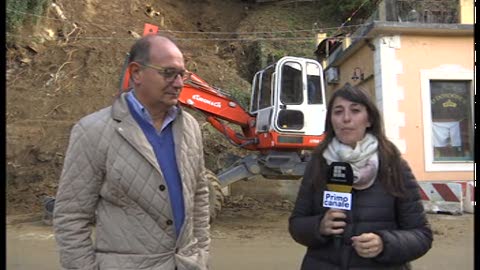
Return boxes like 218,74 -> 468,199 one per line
6,0 -> 326,215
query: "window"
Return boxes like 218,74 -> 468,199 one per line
259,67 -> 274,109
421,66 -> 473,172
307,63 -> 323,104
277,110 -> 304,130
250,73 -> 260,113
280,62 -> 303,105
430,81 -> 473,162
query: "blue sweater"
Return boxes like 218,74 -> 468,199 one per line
126,97 -> 185,236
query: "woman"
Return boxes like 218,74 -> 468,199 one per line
289,83 -> 433,270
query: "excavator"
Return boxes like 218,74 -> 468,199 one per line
44,23 -> 327,224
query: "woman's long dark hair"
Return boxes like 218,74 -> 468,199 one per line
311,83 -> 406,197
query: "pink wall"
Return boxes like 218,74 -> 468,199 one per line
396,35 -> 473,181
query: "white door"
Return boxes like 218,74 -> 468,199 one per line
273,58 -> 326,136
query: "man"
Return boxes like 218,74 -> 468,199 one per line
53,35 -> 210,270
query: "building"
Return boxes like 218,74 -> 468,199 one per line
315,0 -> 474,212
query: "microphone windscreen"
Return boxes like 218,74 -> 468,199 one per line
326,162 -> 354,193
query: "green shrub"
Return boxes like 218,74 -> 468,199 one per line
7,0 -> 51,33
229,87 -> 251,110
319,0 -> 378,24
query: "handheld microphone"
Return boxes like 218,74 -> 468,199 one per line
323,162 -> 354,249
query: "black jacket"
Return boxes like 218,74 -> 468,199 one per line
289,156 -> 433,270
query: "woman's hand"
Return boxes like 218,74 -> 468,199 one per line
319,209 -> 347,236
351,233 -> 384,258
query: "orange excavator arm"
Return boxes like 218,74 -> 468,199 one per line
180,73 -> 259,150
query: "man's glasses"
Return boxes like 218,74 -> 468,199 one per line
138,62 -> 191,82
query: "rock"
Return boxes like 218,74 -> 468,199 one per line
51,3 -> 67,20
19,57 -> 32,64
26,44 -> 43,54
43,29 -> 56,40
35,151 -> 54,162
128,30 -> 141,39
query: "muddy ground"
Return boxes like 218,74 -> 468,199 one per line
6,198 -> 475,270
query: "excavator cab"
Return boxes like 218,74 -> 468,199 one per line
250,56 -> 326,138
